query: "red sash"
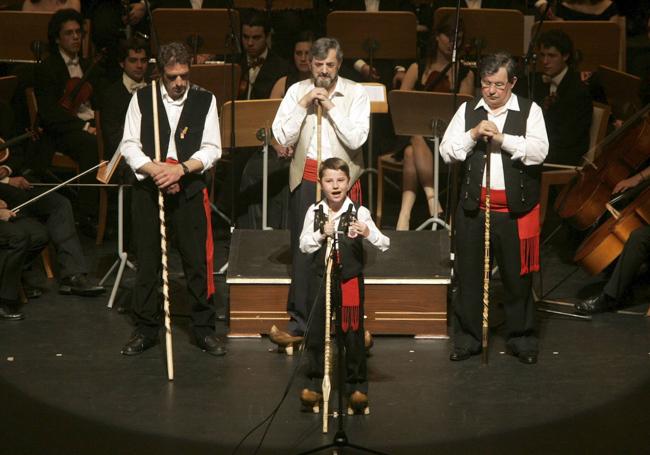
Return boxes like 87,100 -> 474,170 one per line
480,187 -> 540,275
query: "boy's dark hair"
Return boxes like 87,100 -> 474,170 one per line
538,29 -> 575,65
319,157 -> 350,180
241,10 -> 271,35
48,8 -> 84,52
118,37 -> 150,62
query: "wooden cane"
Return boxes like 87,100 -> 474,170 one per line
152,80 -> 174,381
322,210 -> 333,433
315,103 -> 323,202
481,149 -> 492,365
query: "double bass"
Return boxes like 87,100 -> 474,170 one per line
554,104 -> 650,231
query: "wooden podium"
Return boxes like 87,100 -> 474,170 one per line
227,229 -> 451,338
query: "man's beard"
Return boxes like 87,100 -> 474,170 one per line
314,73 -> 337,89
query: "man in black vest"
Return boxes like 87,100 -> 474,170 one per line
440,52 -> 548,365
119,42 -> 225,357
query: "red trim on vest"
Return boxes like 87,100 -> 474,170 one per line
341,276 -> 360,332
480,187 -> 540,275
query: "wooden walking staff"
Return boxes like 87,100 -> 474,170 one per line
322,224 -> 334,433
482,150 -> 492,365
315,103 -> 323,202
152,80 -> 174,381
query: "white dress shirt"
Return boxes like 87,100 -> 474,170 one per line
300,198 -> 390,254
543,66 -> 568,95
122,73 -> 147,95
247,48 -> 268,100
272,77 -> 370,160
439,94 -> 548,190
120,83 -> 221,181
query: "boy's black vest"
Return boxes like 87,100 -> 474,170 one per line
460,96 -> 542,214
137,84 -> 213,198
312,206 -> 364,281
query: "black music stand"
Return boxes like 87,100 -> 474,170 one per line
0,11 -> 52,63
597,65 -> 642,121
327,11 -> 417,214
389,90 -> 472,231
221,99 -> 282,231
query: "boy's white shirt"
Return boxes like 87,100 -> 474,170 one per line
299,197 -> 390,254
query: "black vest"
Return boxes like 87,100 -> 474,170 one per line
460,96 -> 542,214
137,84 -> 213,198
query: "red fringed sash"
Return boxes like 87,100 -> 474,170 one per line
480,187 -> 540,275
341,277 -> 360,332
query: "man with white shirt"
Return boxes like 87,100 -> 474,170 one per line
119,42 -> 225,357
35,9 -> 104,233
532,29 -> 592,166
271,37 -> 370,344
440,52 -> 548,365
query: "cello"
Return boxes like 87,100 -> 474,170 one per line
554,104 -> 650,231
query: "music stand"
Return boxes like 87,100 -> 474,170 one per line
327,11 -> 417,213
531,21 -> 620,72
597,65 -> 642,121
221,99 -> 282,231
389,90 -> 472,231
434,8 -> 525,56
190,63 -> 241,110
151,8 -> 240,57
0,11 -> 51,63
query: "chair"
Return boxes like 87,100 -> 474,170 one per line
539,101 -> 611,225
376,153 -> 403,228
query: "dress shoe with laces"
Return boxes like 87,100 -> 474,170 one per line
59,274 -> 106,297
0,302 -> 25,321
575,294 -> 614,315
449,347 -> 481,361
197,334 -> 227,356
121,333 -> 158,355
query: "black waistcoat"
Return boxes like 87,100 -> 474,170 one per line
137,85 -> 213,198
460,96 -> 541,214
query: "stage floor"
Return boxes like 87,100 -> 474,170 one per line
1,220 -> 650,454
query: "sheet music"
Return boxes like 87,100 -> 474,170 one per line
363,84 -> 386,103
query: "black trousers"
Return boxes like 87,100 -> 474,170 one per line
454,205 -> 538,354
0,217 -> 48,302
287,180 -> 317,336
0,184 -> 87,278
604,225 -> 650,302
131,183 -> 215,339
305,269 -> 367,395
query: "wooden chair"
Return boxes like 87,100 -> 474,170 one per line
539,101 -> 611,225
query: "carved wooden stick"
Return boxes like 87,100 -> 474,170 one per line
152,80 -> 174,381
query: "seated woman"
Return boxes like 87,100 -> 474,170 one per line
394,14 -> 474,230
270,30 -> 314,99
539,0 -> 619,21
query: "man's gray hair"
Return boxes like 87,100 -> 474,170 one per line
310,37 -> 343,62
157,42 -> 192,72
479,52 -> 518,81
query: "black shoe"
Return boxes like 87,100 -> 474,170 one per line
0,303 -> 24,321
197,334 -> 227,356
121,332 -> 158,355
517,352 -> 538,364
575,294 -> 613,315
23,286 -> 42,299
449,347 -> 480,361
59,274 -> 106,297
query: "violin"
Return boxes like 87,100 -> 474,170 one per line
554,104 -> 650,231
574,183 -> 650,275
59,51 -> 105,116
0,129 -> 39,164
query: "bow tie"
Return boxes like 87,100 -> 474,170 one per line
541,74 -> 556,86
67,58 -> 80,67
248,57 -> 265,69
129,82 -> 147,94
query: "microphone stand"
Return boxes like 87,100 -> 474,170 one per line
524,1 -> 552,101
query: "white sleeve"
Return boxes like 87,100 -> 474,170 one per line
501,101 -> 549,165
272,84 -> 308,147
299,204 -> 325,254
357,206 -> 390,252
439,103 -> 477,164
189,95 -> 222,172
326,85 -> 370,150
119,94 -> 151,181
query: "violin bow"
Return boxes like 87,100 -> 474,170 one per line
152,80 -> 174,381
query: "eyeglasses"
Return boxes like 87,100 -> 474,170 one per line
480,80 -> 508,90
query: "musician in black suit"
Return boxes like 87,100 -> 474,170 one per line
238,10 -> 289,100
531,29 -> 592,166
34,9 -> 104,229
